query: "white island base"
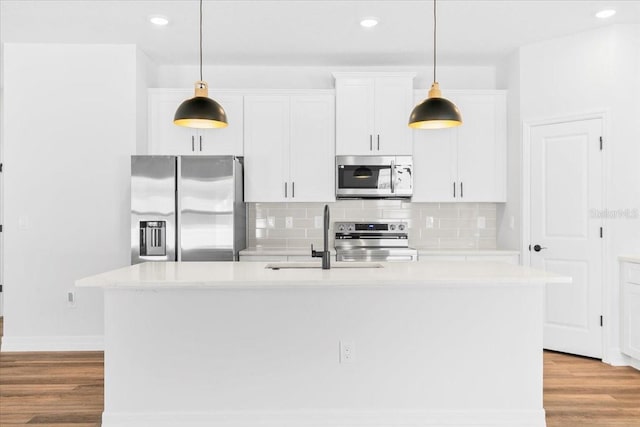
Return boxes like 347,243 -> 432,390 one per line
77,261 -> 569,427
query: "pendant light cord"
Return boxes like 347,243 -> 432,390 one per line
433,0 -> 437,83
199,0 -> 203,82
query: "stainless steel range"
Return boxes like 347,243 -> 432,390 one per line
334,221 -> 418,262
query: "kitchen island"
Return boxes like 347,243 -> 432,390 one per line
76,261 -> 569,427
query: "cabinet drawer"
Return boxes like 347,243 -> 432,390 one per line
627,263 -> 640,285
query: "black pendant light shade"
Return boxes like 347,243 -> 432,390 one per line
174,81 -> 228,129
174,0 -> 227,129
408,0 -> 462,130
409,83 -> 462,129
353,166 -> 373,179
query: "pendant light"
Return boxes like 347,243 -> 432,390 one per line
408,0 -> 462,129
174,0 -> 227,129
353,166 -> 373,179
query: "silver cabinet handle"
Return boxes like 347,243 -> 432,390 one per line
191,135 -> 195,152
460,182 -> 463,198
453,182 -> 456,198
377,135 -> 380,150
292,181 -> 295,198
370,135 -> 373,151
199,135 -> 203,152
285,182 -> 288,198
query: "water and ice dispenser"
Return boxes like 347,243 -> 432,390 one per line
139,221 -> 166,257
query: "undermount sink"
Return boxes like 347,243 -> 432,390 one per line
265,262 -> 384,270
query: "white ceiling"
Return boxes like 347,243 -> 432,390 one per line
1,1 -> 639,67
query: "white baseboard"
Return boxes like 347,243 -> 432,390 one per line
0,335 -> 104,352
102,409 -> 547,427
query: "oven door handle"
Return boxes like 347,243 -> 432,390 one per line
390,160 -> 395,193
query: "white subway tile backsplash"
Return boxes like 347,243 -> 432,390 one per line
247,201 -> 497,250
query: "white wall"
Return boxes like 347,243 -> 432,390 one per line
1,43 -> 140,351
516,24 -> 640,363
156,64 -> 497,90
496,50 -> 522,251
136,50 -> 157,155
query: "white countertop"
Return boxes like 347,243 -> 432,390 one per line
240,248 -> 519,257
415,248 -> 520,256
619,255 -> 640,264
76,260 -> 569,289
240,248 -> 335,256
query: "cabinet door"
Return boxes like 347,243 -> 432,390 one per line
199,94 -> 244,155
455,93 -> 507,202
374,77 -> 413,155
335,78 -> 375,155
289,95 -> 336,202
412,93 -> 457,202
622,263 -> 640,359
244,96 -> 290,202
148,90 -> 198,155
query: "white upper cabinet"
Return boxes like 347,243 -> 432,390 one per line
148,89 -> 244,156
334,73 -> 415,156
412,90 -> 507,202
244,92 -> 335,203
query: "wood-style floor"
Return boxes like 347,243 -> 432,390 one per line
1,316 -> 639,426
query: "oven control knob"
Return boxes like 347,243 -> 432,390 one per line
398,224 -> 406,231
338,224 -> 345,232
390,224 -> 396,231
348,224 -> 355,231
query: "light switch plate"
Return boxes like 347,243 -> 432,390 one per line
314,216 -> 323,229
477,216 -> 486,229
285,216 -> 293,229
267,216 -> 275,229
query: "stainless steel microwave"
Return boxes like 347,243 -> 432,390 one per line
335,155 -> 413,199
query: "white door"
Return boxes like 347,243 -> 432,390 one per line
289,95 -> 335,202
335,78 -> 375,155
455,93 -> 507,202
530,118 -> 603,358
243,95 -> 290,202
374,77 -> 413,155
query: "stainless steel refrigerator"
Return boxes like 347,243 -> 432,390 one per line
131,155 -> 246,264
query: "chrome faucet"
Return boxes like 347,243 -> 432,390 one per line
311,204 -> 331,269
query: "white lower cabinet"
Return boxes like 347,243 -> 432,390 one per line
621,260 -> 640,360
148,89 -> 244,155
412,90 -> 507,202
244,92 -> 335,202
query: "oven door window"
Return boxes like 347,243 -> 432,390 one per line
338,165 -> 392,189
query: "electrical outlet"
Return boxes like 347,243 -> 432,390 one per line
340,341 -> 355,363
267,216 -> 275,229
314,216 -> 323,229
477,216 -> 486,229
67,290 -> 76,308
285,216 -> 293,229
425,216 -> 434,229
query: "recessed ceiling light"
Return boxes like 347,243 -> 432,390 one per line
595,9 -> 616,19
149,15 -> 169,26
360,17 -> 379,28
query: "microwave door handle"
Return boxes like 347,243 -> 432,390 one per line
390,160 -> 395,193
